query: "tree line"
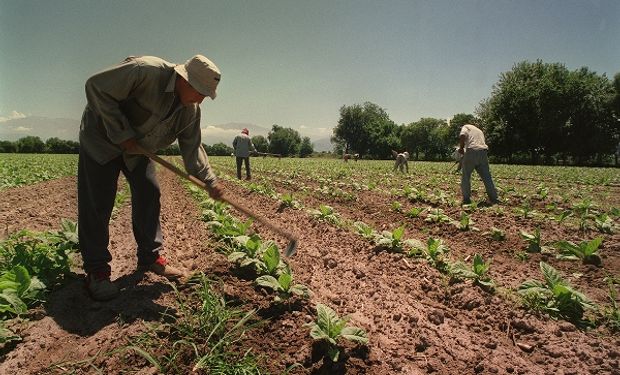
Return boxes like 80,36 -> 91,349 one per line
0,124 -> 315,158
3,60 -> 618,165
332,60 -> 620,166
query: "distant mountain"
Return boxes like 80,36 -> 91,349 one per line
312,137 -> 334,152
0,117 -> 334,152
0,116 -> 80,141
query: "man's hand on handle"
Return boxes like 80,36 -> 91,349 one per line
120,138 -> 141,154
208,184 -> 223,200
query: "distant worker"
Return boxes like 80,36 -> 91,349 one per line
343,152 -> 359,162
232,128 -> 256,180
451,146 -> 463,173
392,150 -> 409,173
78,54 -> 223,301
458,124 -> 498,205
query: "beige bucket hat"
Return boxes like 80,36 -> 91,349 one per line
174,55 -> 221,99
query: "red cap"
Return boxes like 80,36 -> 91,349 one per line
242,128 -> 249,134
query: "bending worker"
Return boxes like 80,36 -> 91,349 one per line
78,54 -> 223,301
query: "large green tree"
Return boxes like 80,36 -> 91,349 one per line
478,60 -> 618,164
299,137 -> 314,158
332,102 -> 396,157
16,136 -> 45,153
400,118 -> 448,160
251,135 -> 269,153
268,125 -> 301,156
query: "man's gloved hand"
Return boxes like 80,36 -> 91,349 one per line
120,138 -> 142,154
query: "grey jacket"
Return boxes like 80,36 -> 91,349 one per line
79,56 -> 217,187
232,133 -> 256,157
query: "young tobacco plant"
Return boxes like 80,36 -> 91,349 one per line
279,193 -> 301,209
0,265 -> 46,317
451,254 -> 495,290
454,212 -> 478,231
519,228 -> 551,253
594,213 -> 615,234
309,205 -> 341,226
602,277 -> 620,332
255,264 -> 311,302
228,235 -> 284,276
421,237 -> 451,272
306,303 -> 368,362
518,262 -> 595,324
555,237 -> 603,266
484,227 -> 506,241
373,225 -> 423,253
353,221 -> 376,240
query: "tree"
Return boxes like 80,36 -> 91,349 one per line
0,140 -> 17,153
206,142 -> 234,156
16,136 -> 45,153
45,137 -> 77,153
332,102 -> 395,157
251,135 -> 269,153
448,113 -> 477,144
564,67 -> 617,164
400,118 -> 448,160
299,137 -> 314,158
268,125 -> 301,156
476,60 -> 620,164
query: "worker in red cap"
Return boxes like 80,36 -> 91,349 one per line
232,128 -> 256,180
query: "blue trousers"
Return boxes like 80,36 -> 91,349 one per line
78,149 -> 162,275
460,149 -> 498,203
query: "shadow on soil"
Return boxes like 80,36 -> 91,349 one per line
44,271 -> 174,336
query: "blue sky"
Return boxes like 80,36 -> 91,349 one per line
1,0 -> 618,140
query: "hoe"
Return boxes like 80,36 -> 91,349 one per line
140,148 -> 298,256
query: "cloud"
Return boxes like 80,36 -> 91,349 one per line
0,111 -> 27,122
13,126 -> 32,132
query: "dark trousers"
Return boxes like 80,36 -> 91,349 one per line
78,149 -> 162,275
236,156 -> 251,179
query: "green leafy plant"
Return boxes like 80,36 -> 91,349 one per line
279,193 -> 301,209
208,218 -> 253,247
255,265 -> 311,302
518,262 -> 595,324
551,209 -> 573,224
454,212 -> 478,231
407,237 -> 451,271
602,277 -> 620,332
594,213 -> 614,234
485,227 -> 506,241
228,235 -> 284,276
555,237 -> 603,266
0,265 -> 46,317
307,303 -> 368,362
353,221 -> 376,240
405,207 -> 425,218
535,183 -> 549,200
519,228 -> 551,253
309,205 -> 341,225
451,254 -> 495,290
424,208 -> 452,224
390,201 -> 402,212
373,225 -> 423,253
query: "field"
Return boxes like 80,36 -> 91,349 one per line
0,153 -> 619,375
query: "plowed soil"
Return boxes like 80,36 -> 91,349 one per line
0,166 -> 619,375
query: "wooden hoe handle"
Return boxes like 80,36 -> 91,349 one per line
140,148 -> 298,256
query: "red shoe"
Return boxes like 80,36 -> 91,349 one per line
141,256 -> 187,280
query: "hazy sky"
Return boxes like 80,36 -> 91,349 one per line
1,0 -> 618,139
